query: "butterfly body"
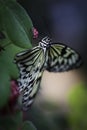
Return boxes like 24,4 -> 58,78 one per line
15,36 -> 82,110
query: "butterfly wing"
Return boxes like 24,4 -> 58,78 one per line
45,43 -> 82,72
15,46 -> 45,110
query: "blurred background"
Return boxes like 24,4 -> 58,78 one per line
18,0 -> 87,130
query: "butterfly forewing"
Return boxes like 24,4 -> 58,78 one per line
45,43 -> 82,72
15,47 -> 40,74
15,46 -> 45,110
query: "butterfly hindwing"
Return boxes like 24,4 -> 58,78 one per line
15,46 -> 45,110
22,71 -> 42,110
45,43 -> 82,72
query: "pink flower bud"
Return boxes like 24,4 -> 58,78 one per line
32,27 -> 39,38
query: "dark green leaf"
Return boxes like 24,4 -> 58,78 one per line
0,67 -> 10,108
6,44 -> 25,79
1,6 -> 32,48
7,1 -> 33,42
21,121 -> 36,130
0,43 -> 26,79
0,0 -> 16,4
0,111 -> 23,130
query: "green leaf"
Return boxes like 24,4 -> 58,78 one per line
0,32 -> 10,46
0,67 -> 10,108
0,0 -> 16,8
67,82 -> 87,109
0,43 -> 26,79
21,121 -> 36,130
1,6 -> 32,48
0,0 -> 16,4
6,44 -> 26,79
0,111 -> 23,130
67,82 -> 87,129
7,1 -> 33,42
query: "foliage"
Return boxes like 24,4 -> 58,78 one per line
21,121 -> 37,130
0,0 -> 36,129
67,82 -> 87,130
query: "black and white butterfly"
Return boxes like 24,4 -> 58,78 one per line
14,36 -> 82,110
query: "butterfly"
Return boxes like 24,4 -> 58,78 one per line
14,36 -> 82,110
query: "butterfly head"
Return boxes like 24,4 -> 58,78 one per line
39,36 -> 51,49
